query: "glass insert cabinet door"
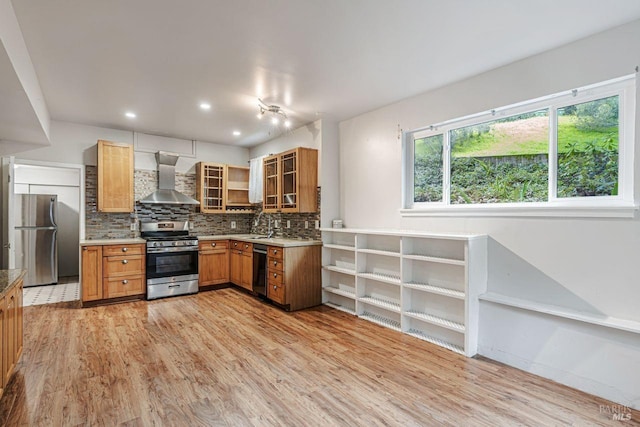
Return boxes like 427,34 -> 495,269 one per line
263,156 -> 279,211
199,163 -> 225,212
280,151 -> 297,210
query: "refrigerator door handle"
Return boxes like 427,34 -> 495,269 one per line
51,229 -> 57,279
49,197 -> 58,228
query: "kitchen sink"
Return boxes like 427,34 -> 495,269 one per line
249,235 -> 270,240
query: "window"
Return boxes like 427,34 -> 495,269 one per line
404,75 -> 635,217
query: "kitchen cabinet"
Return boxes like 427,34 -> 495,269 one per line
0,274 -> 23,397
199,240 -> 230,286
262,147 -> 318,213
81,242 -> 146,306
97,140 -> 134,213
230,240 -> 253,291
265,245 -> 321,311
196,163 -> 252,213
81,246 -> 102,301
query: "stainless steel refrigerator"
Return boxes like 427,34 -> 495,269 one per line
14,194 -> 58,287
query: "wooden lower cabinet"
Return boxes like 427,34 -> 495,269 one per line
240,251 -> 253,290
81,243 -> 145,306
199,240 -> 230,286
265,245 -> 321,311
1,276 -> 23,397
229,248 -> 242,286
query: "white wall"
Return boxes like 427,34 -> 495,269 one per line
14,120 -> 249,171
338,19 -> 640,408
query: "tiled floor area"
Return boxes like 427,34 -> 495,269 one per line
23,277 -> 80,306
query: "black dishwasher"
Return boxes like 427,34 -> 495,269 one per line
253,244 -> 267,297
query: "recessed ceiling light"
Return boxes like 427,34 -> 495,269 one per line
200,103 -> 211,110
125,112 -> 136,118
233,130 -> 241,136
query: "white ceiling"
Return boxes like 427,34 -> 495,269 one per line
8,0 -> 640,147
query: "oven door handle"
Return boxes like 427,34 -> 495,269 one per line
146,247 -> 199,254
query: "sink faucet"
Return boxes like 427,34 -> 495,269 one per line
267,215 -> 274,238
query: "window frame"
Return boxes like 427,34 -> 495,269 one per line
402,75 -> 636,218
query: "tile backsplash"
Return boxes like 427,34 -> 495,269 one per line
85,166 -> 320,240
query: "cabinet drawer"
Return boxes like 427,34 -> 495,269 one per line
103,255 -> 144,277
104,275 -> 145,298
198,240 -> 229,251
241,242 -> 253,253
267,280 -> 286,305
102,244 -> 144,256
267,246 -> 284,260
268,269 -> 284,286
268,256 -> 284,272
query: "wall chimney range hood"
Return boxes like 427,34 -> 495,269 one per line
139,151 -> 200,205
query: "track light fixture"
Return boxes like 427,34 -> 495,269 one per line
257,99 -> 291,128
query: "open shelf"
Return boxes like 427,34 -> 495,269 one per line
360,312 -> 401,332
324,265 -> 356,276
322,228 -> 487,357
359,248 -> 401,258
358,272 -> 401,285
403,254 -> 465,266
480,292 -> 640,335
404,311 -> 465,333
325,301 -> 356,316
359,296 -> 401,313
403,282 -> 465,299
323,286 -> 356,299
405,329 -> 465,355
323,243 -> 356,252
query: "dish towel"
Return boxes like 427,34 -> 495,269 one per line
249,155 -> 266,203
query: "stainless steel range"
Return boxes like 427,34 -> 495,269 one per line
141,221 -> 199,300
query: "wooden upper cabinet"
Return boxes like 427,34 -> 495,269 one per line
196,163 -> 252,213
97,140 -> 134,212
263,147 -> 317,213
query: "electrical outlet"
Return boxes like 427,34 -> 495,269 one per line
286,220 -> 290,229
315,220 -> 320,229
130,223 -> 137,231
274,220 -> 280,228
231,221 -> 237,229
189,222 -> 194,230
305,221 -> 309,229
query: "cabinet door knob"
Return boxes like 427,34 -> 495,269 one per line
211,242 -> 216,247
245,244 -> 248,248
272,249 -> 278,255
273,285 -> 277,290
273,273 -> 277,278
122,280 -> 128,284
122,259 -> 128,264
83,247 -> 87,251
273,261 -> 277,266
122,247 -> 128,252
234,242 -> 238,247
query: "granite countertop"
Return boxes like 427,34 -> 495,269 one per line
0,269 -> 26,299
80,238 -> 147,246
198,234 -> 322,247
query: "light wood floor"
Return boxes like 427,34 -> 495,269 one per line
0,288 -> 638,426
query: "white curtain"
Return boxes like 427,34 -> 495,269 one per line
249,155 -> 266,203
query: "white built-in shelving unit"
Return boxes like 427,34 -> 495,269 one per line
321,228 -> 487,357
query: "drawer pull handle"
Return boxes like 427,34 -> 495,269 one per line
234,243 -> 238,247
211,243 -> 216,247
273,261 -> 277,266
122,247 -> 128,252
273,285 -> 277,290
272,250 -> 278,254
273,273 -> 277,278
168,284 -> 181,288
122,260 -> 128,264
122,280 -> 128,284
